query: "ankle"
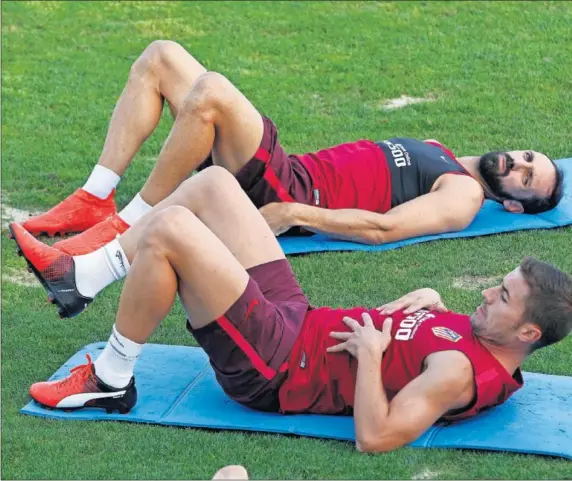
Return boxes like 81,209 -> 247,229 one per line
118,193 -> 152,226
83,165 -> 121,200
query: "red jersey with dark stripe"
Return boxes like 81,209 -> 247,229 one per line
278,307 -> 523,420
295,138 -> 471,212
377,138 -> 471,208
293,140 -> 392,213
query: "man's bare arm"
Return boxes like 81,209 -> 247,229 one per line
377,288 -> 448,316
287,176 -> 482,244
354,350 -> 474,453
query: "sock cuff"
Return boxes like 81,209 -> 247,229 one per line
93,164 -> 120,182
118,193 -> 152,226
111,324 -> 143,359
83,165 -> 121,199
133,192 -> 151,208
103,238 -> 131,280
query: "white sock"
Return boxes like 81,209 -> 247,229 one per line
74,238 -> 130,298
94,324 -> 143,388
82,165 -> 121,200
118,193 -> 152,226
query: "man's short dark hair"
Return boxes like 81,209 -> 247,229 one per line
520,257 -> 572,351
519,163 -> 564,214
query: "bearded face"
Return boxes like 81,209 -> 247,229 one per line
478,151 -> 515,199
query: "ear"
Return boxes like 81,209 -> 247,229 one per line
518,323 -> 542,345
503,199 -> 524,213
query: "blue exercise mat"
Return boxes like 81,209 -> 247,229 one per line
278,157 -> 572,254
21,343 -> 572,459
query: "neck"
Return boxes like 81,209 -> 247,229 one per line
457,156 -> 498,200
477,337 -> 527,376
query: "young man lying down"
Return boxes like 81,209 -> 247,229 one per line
10,167 -> 572,453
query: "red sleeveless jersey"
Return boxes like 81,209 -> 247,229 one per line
293,139 -> 469,213
278,307 -> 523,420
292,140 -> 392,213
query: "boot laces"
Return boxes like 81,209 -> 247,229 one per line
55,354 -> 94,392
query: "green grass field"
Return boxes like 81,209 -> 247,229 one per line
2,1 -> 572,479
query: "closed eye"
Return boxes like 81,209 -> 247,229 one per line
501,283 -> 511,303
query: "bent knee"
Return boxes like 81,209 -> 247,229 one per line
192,71 -> 234,95
140,205 -> 193,249
181,72 -> 237,116
192,165 -> 243,198
131,40 -> 185,78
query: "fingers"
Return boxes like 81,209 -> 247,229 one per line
382,317 -> 393,334
361,312 -> 374,326
403,303 -> 424,314
377,299 -> 406,315
379,297 -> 448,315
342,316 -> 361,331
434,301 -> 449,312
330,331 -> 352,341
326,341 -> 348,353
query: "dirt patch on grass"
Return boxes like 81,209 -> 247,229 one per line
380,94 -> 435,111
412,469 -> 441,480
1,201 -> 40,229
453,275 -> 501,291
3,268 -> 41,288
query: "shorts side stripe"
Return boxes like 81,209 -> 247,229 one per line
216,315 -> 277,380
263,167 -> 296,203
254,146 -> 271,163
254,145 -> 296,203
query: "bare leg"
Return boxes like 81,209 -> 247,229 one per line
97,41 -> 207,175
114,172 -> 284,342
24,192 -> 283,410
138,72 -> 264,205
115,206 -> 247,342
120,166 -> 284,270
23,42 -> 212,242
31,55 -> 267,248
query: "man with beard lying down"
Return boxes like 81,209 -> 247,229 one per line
17,41 -> 563,255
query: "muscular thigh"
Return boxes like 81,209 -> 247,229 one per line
199,74 -> 264,175
182,166 -> 285,270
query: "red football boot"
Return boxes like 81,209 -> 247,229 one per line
53,214 -> 130,256
9,222 -> 92,318
22,188 -> 117,237
29,354 -> 137,414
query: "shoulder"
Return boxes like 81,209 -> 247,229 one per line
437,174 -> 483,202
405,350 -> 476,412
425,351 -> 474,390
427,350 -> 472,368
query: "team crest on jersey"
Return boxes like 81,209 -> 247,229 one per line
431,327 -> 462,342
